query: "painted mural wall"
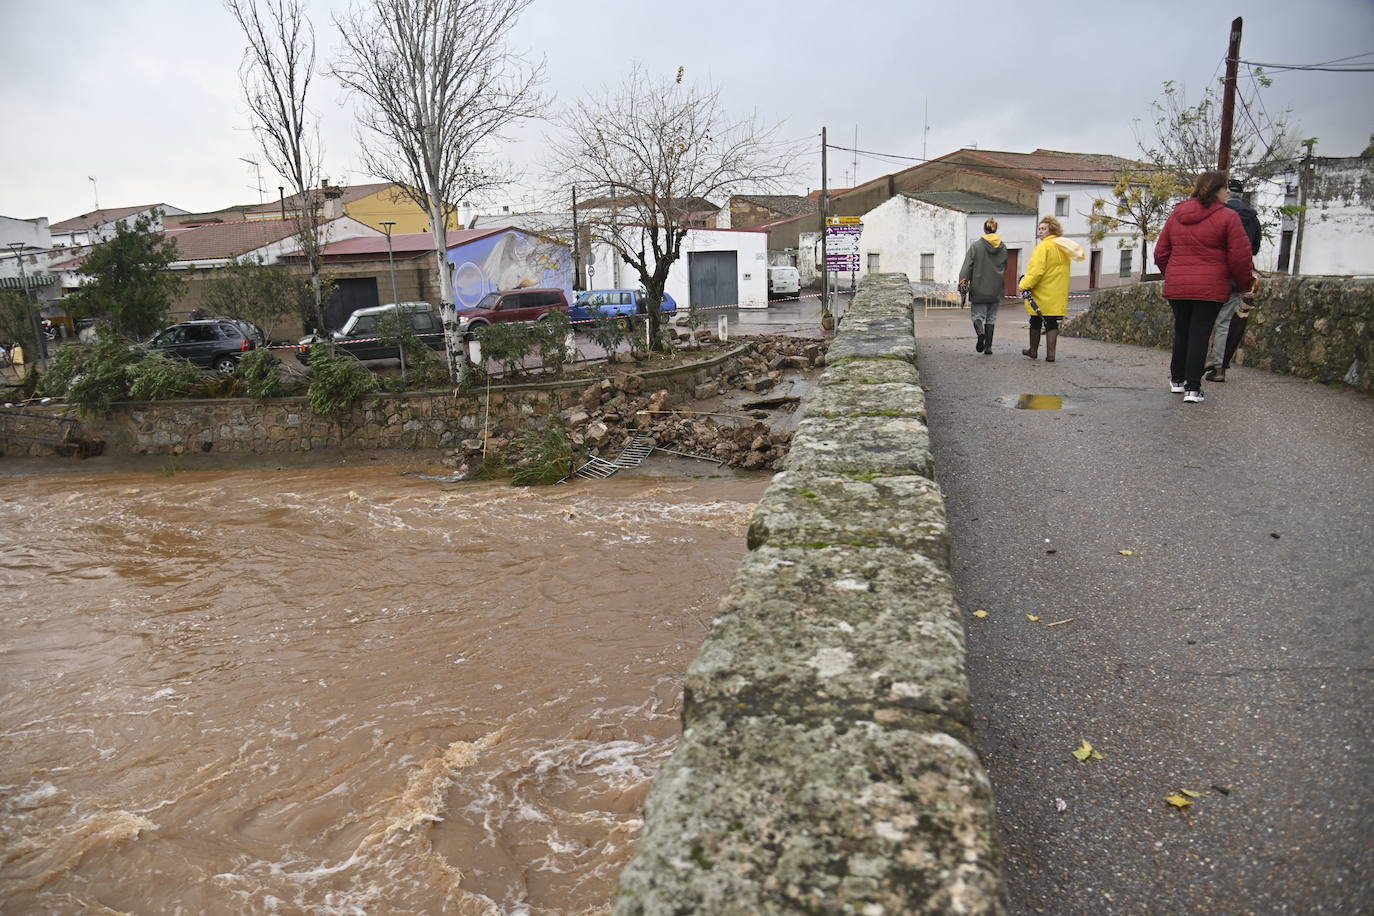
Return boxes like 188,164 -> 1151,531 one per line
447,230 -> 573,308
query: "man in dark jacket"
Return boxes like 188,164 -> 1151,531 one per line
1205,179 -> 1262,381
958,218 -> 1009,354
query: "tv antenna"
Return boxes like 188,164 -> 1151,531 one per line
239,157 -> 265,203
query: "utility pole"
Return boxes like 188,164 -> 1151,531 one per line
1292,138 -> 1317,275
1217,16 -> 1243,172
820,127 -> 833,330
571,184 -> 582,292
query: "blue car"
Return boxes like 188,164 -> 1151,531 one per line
569,289 -> 678,326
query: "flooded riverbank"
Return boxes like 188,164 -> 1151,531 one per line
0,461 -> 767,914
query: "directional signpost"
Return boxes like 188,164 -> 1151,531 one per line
825,216 -> 862,283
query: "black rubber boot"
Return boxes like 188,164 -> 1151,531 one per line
982,323 -> 995,354
1044,329 -> 1059,362
973,319 -> 985,353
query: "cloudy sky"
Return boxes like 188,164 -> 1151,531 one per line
2,0 -> 1371,224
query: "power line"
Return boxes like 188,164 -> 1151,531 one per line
1238,57 -> 1374,72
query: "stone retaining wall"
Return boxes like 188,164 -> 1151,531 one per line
613,274 -> 1005,913
1065,276 -> 1374,393
0,346 -> 750,458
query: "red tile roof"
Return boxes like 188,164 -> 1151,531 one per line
167,219 -> 303,261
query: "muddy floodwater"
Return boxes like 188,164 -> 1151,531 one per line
0,463 -> 767,915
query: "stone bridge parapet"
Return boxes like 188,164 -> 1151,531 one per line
613,274 -> 1005,914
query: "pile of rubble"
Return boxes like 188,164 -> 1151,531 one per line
442,335 -> 828,476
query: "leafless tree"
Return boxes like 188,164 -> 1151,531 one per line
226,0 -> 329,333
547,65 -> 798,351
333,0 -> 546,380
1136,78 -> 1299,187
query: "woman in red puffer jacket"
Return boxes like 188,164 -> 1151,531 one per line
1154,171 -> 1256,403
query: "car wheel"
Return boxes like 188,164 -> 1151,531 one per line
214,355 -> 239,374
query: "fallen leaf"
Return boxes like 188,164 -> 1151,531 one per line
1045,548 -> 1058,554
1026,614 -> 1041,622
1166,794 -> 1193,808
972,610 -> 989,619
1118,549 -> 1134,556
1072,739 -> 1103,762
1054,798 -> 1068,812
1210,784 -> 1231,795
1180,788 -> 1201,798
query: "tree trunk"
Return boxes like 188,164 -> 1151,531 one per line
428,199 -> 468,382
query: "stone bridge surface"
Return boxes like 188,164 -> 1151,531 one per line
914,294 -> 1372,915
615,275 -> 1373,914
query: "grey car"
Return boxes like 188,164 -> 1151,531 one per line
146,319 -> 264,374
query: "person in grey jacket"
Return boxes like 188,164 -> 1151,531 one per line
1205,178 -> 1262,381
958,218 -> 1009,355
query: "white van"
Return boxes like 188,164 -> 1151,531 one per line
767,266 -> 800,300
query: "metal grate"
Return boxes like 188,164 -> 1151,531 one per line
567,434 -> 655,481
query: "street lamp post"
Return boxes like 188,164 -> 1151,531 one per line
378,221 -> 403,376
7,242 -> 46,365
380,221 -> 398,305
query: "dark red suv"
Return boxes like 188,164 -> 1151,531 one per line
453,288 -> 569,333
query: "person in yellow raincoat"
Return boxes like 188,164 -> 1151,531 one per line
1017,215 -> 1084,362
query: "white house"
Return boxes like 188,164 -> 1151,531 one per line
818,148 -> 1150,292
1252,155 -> 1374,276
837,191 -> 1037,293
581,226 -> 769,311
48,203 -> 188,249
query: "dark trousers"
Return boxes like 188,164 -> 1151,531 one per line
1222,313 -> 1249,369
1169,299 -> 1224,390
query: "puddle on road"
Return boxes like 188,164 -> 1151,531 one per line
1001,394 -> 1066,410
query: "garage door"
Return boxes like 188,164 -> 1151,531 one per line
323,277 -> 380,332
688,250 -> 739,310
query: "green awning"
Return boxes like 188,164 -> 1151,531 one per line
0,274 -> 54,289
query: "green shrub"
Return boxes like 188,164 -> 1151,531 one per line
306,342 -> 377,423
533,311 -> 574,377
127,352 -> 206,400
509,424 -> 575,486
476,321 -> 535,377
584,314 -> 629,360
237,349 -> 284,399
36,336 -> 142,416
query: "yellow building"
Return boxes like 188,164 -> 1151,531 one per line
243,182 -> 460,235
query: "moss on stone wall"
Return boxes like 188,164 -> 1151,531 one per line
1066,277 -> 1374,392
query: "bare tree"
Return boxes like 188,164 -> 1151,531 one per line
1136,78 -> 1299,186
333,0 -> 546,381
547,64 -> 797,351
227,0 -> 329,333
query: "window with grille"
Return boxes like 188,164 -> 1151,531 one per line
920,253 -> 934,282
1119,248 -> 1133,278
867,253 -> 880,273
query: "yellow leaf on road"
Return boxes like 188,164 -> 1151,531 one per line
1026,614 -> 1041,622
1180,788 -> 1201,798
1072,739 -> 1103,762
1119,549 -> 1134,556
1166,794 -> 1193,808
972,610 -> 989,619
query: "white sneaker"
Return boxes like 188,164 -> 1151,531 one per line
1183,390 -> 1204,403
1169,380 -> 1186,393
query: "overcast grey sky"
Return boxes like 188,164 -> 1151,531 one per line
2,0 -> 1371,224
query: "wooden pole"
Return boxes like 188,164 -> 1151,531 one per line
1217,17 -> 1243,172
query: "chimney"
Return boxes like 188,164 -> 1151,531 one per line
322,183 -> 345,221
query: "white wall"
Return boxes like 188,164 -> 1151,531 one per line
856,196 -> 964,286
1291,160 -> 1374,276
582,227 -> 768,308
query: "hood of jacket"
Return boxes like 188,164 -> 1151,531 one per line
1052,236 -> 1087,262
981,233 -> 1003,249
1172,197 -> 1229,226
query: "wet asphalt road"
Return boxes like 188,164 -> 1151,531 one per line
914,303 -> 1373,915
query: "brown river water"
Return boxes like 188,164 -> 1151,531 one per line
0,462 -> 767,915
